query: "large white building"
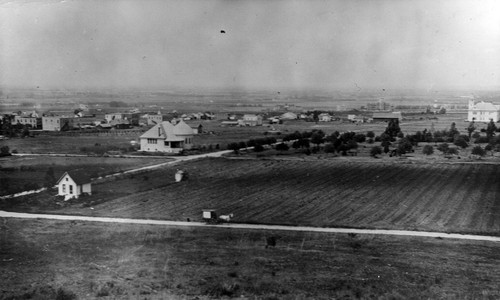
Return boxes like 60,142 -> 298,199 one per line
468,99 -> 500,122
140,120 -> 196,153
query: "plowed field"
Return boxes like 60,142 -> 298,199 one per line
62,158 -> 500,235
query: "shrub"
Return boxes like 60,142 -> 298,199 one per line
253,144 -> 264,152
55,288 -> 77,300
471,145 -> 485,157
453,136 -> 468,149
437,143 -> 449,153
370,146 -> 382,157
275,143 -> 289,151
324,143 -> 336,153
422,145 -> 434,155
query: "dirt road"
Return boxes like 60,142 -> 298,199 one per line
1,210 -> 499,243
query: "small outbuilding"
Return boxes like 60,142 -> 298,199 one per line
56,170 -> 92,200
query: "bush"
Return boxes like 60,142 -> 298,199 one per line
55,288 -> 77,300
471,145 -> 485,157
453,136 -> 468,149
0,146 -> 11,157
370,146 -> 382,157
422,145 -> 434,155
324,143 -> 336,153
275,143 -> 289,151
254,144 -> 264,152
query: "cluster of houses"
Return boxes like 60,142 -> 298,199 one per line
219,110 -> 406,126
2,108 -> 215,132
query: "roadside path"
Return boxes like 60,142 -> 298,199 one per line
1,210 -> 499,243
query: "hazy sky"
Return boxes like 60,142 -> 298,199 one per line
1,0 -> 499,91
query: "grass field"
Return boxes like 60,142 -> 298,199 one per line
0,156 -> 170,196
0,135 -> 141,154
1,218 -> 499,299
8,157 -> 499,236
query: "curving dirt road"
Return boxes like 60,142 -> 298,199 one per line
1,210 -> 499,243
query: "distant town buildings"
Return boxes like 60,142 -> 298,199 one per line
367,99 -> 394,111
468,99 -> 500,122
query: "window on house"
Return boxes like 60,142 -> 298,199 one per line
62,184 -> 66,193
69,185 -> 73,194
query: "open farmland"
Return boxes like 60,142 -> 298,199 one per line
0,156 -> 170,196
42,157 -> 500,235
1,218 -> 499,299
0,134 -> 142,154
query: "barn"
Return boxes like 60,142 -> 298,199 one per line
372,112 -> 402,122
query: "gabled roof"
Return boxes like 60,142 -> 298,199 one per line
57,170 -> 91,185
140,121 -> 185,140
474,101 -> 500,111
373,112 -> 402,119
173,120 -> 194,135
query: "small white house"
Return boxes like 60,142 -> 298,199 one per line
56,171 -> 92,200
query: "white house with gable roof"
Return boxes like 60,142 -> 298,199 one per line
57,170 -> 92,200
140,120 -> 196,153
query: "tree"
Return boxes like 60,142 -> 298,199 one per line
471,145 -> 485,157
253,144 -> 264,152
422,145 -> 434,155
44,167 -> 56,187
448,122 -> 459,138
275,142 -> 289,151
366,131 -> 375,139
370,146 -> 382,157
310,132 -> 324,148
0,146 -> 10,157
485,144 -> 493,155
467,120 -> 476,140
384,119 -> 401,138
453,136 -> 468,149
397,138 -> 413,155
486,120 -> 497,139
437,143 -> 449,154
227,142 -> 240,154
324,143 -> 336,153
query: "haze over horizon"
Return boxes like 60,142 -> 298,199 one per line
1,0 -> 500,92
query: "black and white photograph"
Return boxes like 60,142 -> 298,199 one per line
1,0 -> 500,299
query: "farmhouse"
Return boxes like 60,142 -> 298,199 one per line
372,112 -> 402,122
241,114 -> 263,126
468,99 -> 500,122
140,120 -> 196,153
57,170 -> 92,200
318,113 -> 333,122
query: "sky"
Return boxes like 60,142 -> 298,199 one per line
1,0 -> 500,91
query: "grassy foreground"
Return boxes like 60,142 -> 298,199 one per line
1,218 -> 499,299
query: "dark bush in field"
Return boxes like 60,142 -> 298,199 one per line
471,145 -> 485,157
370,146 -> 382,157
422,145 -> 434,155
275,143 -> 289,151
253,144 -> 264,152
55,287 -> 77,300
